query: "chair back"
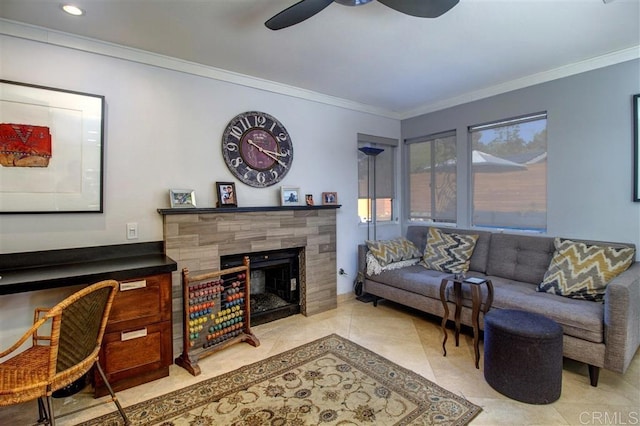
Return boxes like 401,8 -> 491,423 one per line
48,280 -> 118,389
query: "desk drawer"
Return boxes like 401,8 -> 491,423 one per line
107,273 -> 171,331
95,321 -> 172,396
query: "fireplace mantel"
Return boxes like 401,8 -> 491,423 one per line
158,205 -> 340,215
159,207 -> 339,356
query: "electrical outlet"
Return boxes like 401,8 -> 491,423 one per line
126,222 -> 138,240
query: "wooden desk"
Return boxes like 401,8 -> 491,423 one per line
0,242 -> 176,295
0,242 -> 177,395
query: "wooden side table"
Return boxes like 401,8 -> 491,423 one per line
439,276 -> 494,369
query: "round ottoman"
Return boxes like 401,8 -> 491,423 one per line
483,309 -> 563,404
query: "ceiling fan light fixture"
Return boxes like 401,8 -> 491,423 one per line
61,4 -> 85,16
335,0 -> 373,6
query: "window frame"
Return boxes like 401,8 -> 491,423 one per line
468,112 -> 548,232
405,130 -> 457,224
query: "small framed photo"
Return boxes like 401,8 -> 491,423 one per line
216,182 -> 237,207
322,192 -> 338,205
281,186 -> 301,206
305,194 -> 314,206
170,189 -> 196,208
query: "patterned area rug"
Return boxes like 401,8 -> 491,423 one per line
80,334 -> 481,425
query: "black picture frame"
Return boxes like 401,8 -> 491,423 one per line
634,94 -> 640,202
0,80 -> 105,213
216,182 -> 237,207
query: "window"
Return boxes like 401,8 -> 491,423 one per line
406,131 -> 457,223
357,134 -> 397,224
469,113 -> 547,231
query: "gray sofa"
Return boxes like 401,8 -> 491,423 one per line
358,225 -> 640,386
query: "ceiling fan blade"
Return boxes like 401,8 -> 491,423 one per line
377,0 -> 459,18
265,0 -> 335,30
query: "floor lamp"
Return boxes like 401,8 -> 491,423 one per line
356,146 -> 384,303
359,146 -> 385,241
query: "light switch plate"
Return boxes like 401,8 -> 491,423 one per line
126,222 -> 138,240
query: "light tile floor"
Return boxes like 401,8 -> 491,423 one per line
1,296 -> 639,425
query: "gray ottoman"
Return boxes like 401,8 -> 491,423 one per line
483,309 -> 563,404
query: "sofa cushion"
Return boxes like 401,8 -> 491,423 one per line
366,237 -> 421,267
368,264 -> 448,299
537,238 -> 635,302
486,277 -> 605,343
450,276 -> 604,343
486,233 -> 555,285
422,227 -> 479,274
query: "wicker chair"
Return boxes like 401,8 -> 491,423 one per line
0,280 -> 130,425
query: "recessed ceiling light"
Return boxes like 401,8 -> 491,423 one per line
61,4 -> 84,16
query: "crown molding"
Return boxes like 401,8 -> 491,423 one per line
0,19 -> 401,120
2,19 -> 637,122
399,46 -> 640,120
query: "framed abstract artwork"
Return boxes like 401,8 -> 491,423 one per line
0,80 -> 105,213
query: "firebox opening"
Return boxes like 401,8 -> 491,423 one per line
221,248 -> 301,326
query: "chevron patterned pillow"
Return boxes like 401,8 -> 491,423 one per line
537,238 -> 635,302
422,227 -> 479,274
366,237 -> 421,267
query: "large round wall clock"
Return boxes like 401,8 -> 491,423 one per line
221,111 -> 293,188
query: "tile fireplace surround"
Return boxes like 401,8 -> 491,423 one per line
158,206 -> 339,356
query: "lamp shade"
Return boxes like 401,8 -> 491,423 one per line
358,146 -> 384,156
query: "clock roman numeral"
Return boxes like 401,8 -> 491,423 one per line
254,115 -> 266,128
229,125 -> 243,141
238,117 -> 251,132
225,142 -> 239,152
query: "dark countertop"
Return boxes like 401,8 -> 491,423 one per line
0,242 -> 177,295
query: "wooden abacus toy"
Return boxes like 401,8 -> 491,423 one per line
175,256 -> 260,376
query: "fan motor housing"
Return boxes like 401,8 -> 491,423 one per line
335,0 -> 373,6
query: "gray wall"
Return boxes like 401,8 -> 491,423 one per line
401,59 -> 640,252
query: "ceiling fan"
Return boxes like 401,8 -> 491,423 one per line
265,0 -> 460,30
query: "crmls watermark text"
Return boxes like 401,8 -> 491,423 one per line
580,411 -> 639,425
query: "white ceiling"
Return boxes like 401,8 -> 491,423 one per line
1,0 -> 639,118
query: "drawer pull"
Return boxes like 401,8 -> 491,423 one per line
120,280 -> 147,291
121,328 -> 148,341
